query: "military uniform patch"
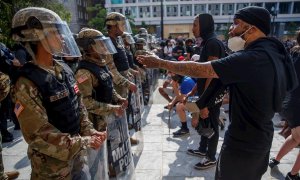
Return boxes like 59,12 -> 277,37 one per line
77,75 -> 89,84
14,101 -> 24,117
74,84 -> 80,94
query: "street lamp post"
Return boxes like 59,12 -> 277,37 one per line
160,0 -> 164,39
271,6 -> 278,37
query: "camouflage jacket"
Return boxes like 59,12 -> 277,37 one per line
105,54 -> 131,88
0,71 -> 10,102
75,66 -> 123,116
12,62 -> 97,162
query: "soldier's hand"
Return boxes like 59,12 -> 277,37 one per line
92,131 -> 107,141
119,98 -> 128,109
200,107 -> 209,119
89,136 -> 103,150
132,69 -> 140,76
114,106 -> 124,117
137,55 -> 162,68
129,82 -> 137,93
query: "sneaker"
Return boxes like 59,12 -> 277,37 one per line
5,170 -> 19,180
187,149 -> 206,157
269,157 -> 280,168
194,157 -> 217,170
286,172 -> 300,180
173,128 -> 190,137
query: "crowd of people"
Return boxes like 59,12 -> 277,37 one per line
138,6 -> 300,180
0,4 -> 299,180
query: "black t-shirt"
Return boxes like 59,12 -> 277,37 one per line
197,38 -> 225,95
211,49 -> 276,153
282,50 -> 300,127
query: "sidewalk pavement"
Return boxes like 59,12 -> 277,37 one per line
2,79 -> 298,179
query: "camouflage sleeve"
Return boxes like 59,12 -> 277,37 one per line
112,89 -> 123,103
75,69 -> 119,116
0,72 -> 10,102
12,77 -> 91,162
105,55 -> 131,88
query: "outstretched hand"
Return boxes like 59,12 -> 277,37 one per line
137,55 -> 162,68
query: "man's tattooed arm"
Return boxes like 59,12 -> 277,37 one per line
159,60 -> 219,79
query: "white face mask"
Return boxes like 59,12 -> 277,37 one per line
195,37 -> 203,47
228,26 -> 252,52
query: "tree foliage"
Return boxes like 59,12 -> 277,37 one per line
87,4 -> 107,34
0,0 -> 71,46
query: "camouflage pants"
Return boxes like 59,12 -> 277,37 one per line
29,148 -> 87,180
0,134 -> 8,180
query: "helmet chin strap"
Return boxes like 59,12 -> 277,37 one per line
24,42 -> 36,62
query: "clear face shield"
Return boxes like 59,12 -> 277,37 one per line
117,19 -> 132,34
40,21 -> 81,57
92,36 -> 117,55
122,34 -> 135,45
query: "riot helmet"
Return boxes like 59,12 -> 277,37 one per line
121,32 -> 135,45
76,28 -> 117,55
105,12 -> 132,34
11,7 -> 81,58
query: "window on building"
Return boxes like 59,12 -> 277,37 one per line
139,6 -> 150,18
222,3 -> 234,15
279,2 -> 292,14
166,5 -> 177,17
111,0 -> 123,4
194,4 -> 206,15
125,0 -> 136,3
209,4 -> 220,16
265,2 -> 277,14
250,3 -> 263,7
153,5 -> 161,17
293,2 -> 300,14
236,3 -> 249,11
180,4 -> 192,16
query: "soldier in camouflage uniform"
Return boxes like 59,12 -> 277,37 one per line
0,72 -> 19,180
75,28 -> 127,132
11,7 -> 105,180
105,12 -> 137,98
104,13 -> 137,97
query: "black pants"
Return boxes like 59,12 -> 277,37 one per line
198,106 -> 220,161
215,144 -> 270,180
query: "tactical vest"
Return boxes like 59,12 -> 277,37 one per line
112,40 -> 130,72
125,49 -> 135,69
78,60 -> 113,103
19,62 -> 81,135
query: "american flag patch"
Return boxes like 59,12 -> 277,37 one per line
77,75 -> 88,84
74,84 -> 80,94
14,101 -> 24,118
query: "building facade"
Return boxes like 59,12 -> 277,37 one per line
105,0 -> 300,39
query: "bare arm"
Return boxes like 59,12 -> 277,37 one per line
204,56 -> 220,89
137,55 -> 219,79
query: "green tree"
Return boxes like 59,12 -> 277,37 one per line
0,0 -> 71,46
87,4 -> 107,34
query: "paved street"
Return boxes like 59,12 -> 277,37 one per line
2,78 -> 299,180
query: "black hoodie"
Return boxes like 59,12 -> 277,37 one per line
211,37 -> 298,153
